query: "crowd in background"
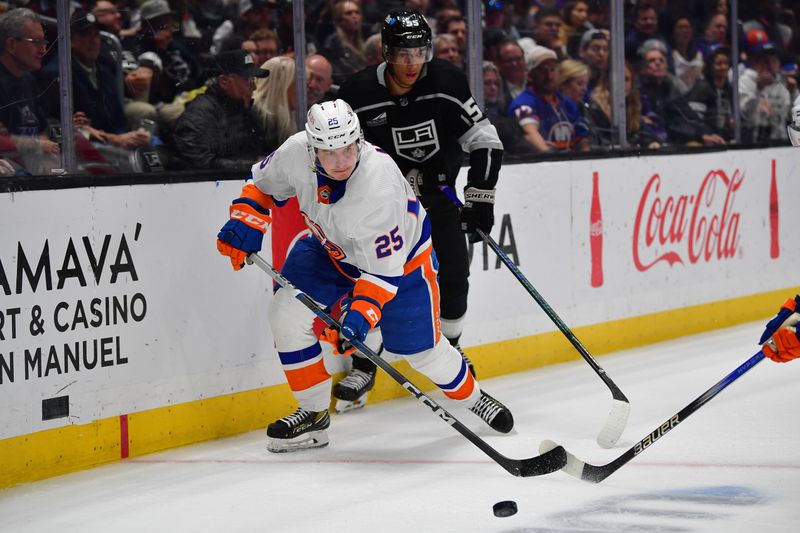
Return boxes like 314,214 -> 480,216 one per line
0,0 -> 798,175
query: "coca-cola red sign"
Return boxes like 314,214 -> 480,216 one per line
633,169 -> 743,271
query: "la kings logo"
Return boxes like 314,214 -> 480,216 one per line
392,120 -> 440,163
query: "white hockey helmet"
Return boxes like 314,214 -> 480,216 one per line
789,124 -> 800,147
305,99 -> 362,153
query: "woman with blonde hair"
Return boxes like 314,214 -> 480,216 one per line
587,61 -> 661,149
252,55 -> 298,152
557,59 -> 590,105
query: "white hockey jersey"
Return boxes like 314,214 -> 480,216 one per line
250,132 -> 433,308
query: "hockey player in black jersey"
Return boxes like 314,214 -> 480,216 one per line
335,10 -> 504,411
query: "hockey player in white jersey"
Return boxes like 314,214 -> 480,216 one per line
789,95 -> 800,146
216,99 -> 514,452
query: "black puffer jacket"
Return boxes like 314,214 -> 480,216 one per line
171,83 -> 266,169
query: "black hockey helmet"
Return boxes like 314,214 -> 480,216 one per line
381,10 -> 433,64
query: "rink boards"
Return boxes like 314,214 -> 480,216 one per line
1,146 -> 799,488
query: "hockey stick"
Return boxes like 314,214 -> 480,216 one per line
438,184 -> 630,448
245,252 -> 567,477
539,350 -> 766,483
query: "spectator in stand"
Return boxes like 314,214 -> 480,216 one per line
557,58 -> 590,107
94,1 -> 123,36
443,16 -> 468,62
625,3 -> 667,62
739,30 -> 792,144
686,47 -> 734,142
484,59 -> 533,155
93,1 -> 140,74
495,38 -> 528,102
587,61 -> 661,149
124,52 -> 162,129
249,28 -> 280,64
509,46 -> 589,152
171,49 -> 269,169
0,8 -> 59,174
306,54 -> 334,107
696,13 -> 728,61
485,0 -> 520,41
40,9 -> 150,150
240,38 -> 258,63
638,40 -> 724,146
742,1 -> 795,61
586,0 -> 609,30
251,55 -> 296,152
182,0 -> 229,54
560,0 -> 591,58
669,16 -> 704,94
364,33 -> 383,67
320,0 -> 366,86
435,6 -> 462,36
578,28 -> 608,99
526,7 -> 565,59
125,0 -> 202,107
434,33 -> 462,69
211,0 -> 274,55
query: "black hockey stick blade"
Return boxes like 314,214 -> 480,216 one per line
438,184 -> 630,449
540,350 -> 766,483
246,253 -> 567,477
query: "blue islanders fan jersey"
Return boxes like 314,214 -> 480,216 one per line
508,89 -> 589,151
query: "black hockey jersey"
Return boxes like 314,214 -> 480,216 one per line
338,59 -> 503,195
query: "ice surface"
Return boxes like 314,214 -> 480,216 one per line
1,321 -> 798,532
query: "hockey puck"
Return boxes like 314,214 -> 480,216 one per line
492,500 -> 518,517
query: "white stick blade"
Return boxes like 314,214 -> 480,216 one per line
596,399 -> 631,449
540,439 -> 585,478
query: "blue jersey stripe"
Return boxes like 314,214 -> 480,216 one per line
278,343 -> 322,365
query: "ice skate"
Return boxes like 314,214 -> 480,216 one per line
333,355 -> 377,413
266,408 -> 330,453
469,391 -> 514,433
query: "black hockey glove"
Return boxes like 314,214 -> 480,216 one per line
460,187 -> 495,243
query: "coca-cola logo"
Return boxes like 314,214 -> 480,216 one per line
633,169 -> 743,271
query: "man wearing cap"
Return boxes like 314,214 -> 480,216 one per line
739,29 -> 792,143
124,0 -> 201,105
508,46 -> 589,152
40,9 -> 149,150
172,49 -> 269,169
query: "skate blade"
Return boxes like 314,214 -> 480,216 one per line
334,395 -> 368,414
267,430 -> 329,453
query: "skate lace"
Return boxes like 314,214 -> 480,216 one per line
279,408 -> 312,428
338,369 -> 372,390
470,393 -> 502,422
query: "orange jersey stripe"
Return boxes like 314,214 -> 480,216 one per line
444,371 -> 476,401
284,359 -> 330,392
419,253 -> 441,344
403,244 -> 432,275
353,278 -> 396,310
